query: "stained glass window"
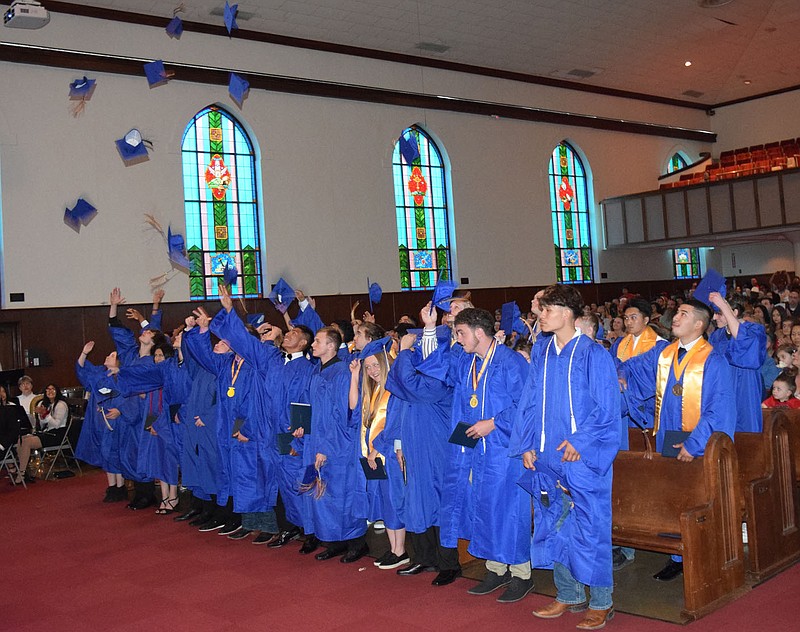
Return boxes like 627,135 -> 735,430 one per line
392,126 -> 453,291
673,248 -> 701,279
181,106 -> 262,300
668,152 -> 689,173
548,142 -> 593,283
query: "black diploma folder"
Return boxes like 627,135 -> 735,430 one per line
289,402 -> 312,434
359,456 -> 388,480
661,430 -> 691,458
277,432 -> 295,455
448,421 -> 479,448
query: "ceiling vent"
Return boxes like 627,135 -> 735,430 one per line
549,68 -> 601,80
698,0 -> 735,8
682,89 -> 705,98
567,68 -> 596,79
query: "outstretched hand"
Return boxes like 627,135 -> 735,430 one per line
110,287 -> 126,306
81,341 -> 95,356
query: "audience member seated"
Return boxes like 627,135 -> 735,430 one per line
14,375 -> 39,429
15,384 -> 69,484
762,371 -> 800,409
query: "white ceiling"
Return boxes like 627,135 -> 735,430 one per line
59,0 -> 800,104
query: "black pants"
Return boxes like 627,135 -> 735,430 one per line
324,534 -> 366,553
410,526 -> 460,571
275,492 -> 299,532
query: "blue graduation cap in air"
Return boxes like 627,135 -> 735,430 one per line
68,76 -> 96,100
367,278 -> 382,311
144,60 -> 170,88
398,133 -> 420,165
500,301 -> 521,336
223,1 -> 238,35
222,262 -> 238,286
115,129 -> 149,165
64,198 -> 97,233
247,313 -> 265,327
431,278 -> 458,313
228,72 -> 249,108
167,226 -> 191,270
360,336 -> 393,361
693,268 -> 726,311
269,278 -> 295,314
166,15 -> 183,38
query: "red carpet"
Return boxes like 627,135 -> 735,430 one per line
2,471 -> 798,631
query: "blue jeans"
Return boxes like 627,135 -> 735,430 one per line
554,563 -> 613,610
242,509 -> 278,533
553,490 -> 613,610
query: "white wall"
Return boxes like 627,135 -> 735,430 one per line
714,241 -> 795,279
0,12 -> 765,308
712,91 -> 800,154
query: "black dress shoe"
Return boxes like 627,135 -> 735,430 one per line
189,512 -> 213,527
129,496 -> 156,511
174,508 -> 203,522
299,536 -> 320,555
315,545 -> 346,561
653,560 -> 683,582
268,528 -> 302,548
341,544 -> 369,564
253,532 -> 279,545
397,563 -> 438,576
432,569 -> 462,586
227,528 -> 253,540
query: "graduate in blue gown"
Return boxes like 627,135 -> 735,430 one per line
707,294 -> 766,432
381,322 -> 460,580
510,285 -> 620,625
434,307 -> 532,602
264,324 -> 316,546
349,337 -> 407,569
75,341 -> 138,502
299,326 -> 368,562
192,294 -> 277,537
620,298 -> 735,583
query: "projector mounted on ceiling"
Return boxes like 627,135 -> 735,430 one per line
3,1 -> 50,29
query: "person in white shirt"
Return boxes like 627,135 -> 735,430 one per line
14,384 -> 69,484
15,375 -> 38,429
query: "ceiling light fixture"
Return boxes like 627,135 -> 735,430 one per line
684,61 -> 692,67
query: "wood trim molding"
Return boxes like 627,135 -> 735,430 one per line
0,42 -> 717,142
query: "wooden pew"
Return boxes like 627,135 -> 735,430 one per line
777,408 -> 800,486
612,432 -> 747,620
736,411 -> 800,582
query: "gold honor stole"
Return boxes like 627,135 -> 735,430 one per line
361,388 -> 389,457
616,327 -> 659,362
653,339 -> 712,434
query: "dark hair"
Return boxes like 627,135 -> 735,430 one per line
293,325 -> 314,351
359,322 -> 385,342
319,326 -> 343,349
453,308 -> 495,337
245,323 -> 262,339
626,298 -> 652,319
144,329 -> 169,348
684,298 -> 713,330
539,284 -> 584,319
398,314 -> 418,327
774,370 -> 797,393
333,319 -> 354,343
728,298 -> 746,319
151,342 -> 175,359
42,383 -> 64,408
393,323 -> 413,338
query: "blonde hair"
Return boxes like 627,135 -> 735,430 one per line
360,352 -> 393,429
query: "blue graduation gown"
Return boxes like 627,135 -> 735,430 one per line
210,308 -> 279,514
291,303 -> 325,334
302,359 -> 367,542
179,345 -> 219,501
439,342 -> 531,565
709,322 -> 766,432
75,362 -> 138,474
510,334 -> 621,588
268,353 -> 315,528
380,347 -> 452,533
622,343 -> 735,456
107,323 -> 152,482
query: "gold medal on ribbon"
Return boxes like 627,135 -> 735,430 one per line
672,383 -> 683,396
469,394 -> 479,408
228,357 -> 244,399
227,386 -> 236,397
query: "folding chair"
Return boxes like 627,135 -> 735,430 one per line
41,415 -> 82,480
1,443 -> 26,489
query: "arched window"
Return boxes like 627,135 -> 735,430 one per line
392,126 -> 453,291
673,248 -> 701,279
548,141 -> 593,283
667,152 -> 689,173
181,106 -> 262,300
